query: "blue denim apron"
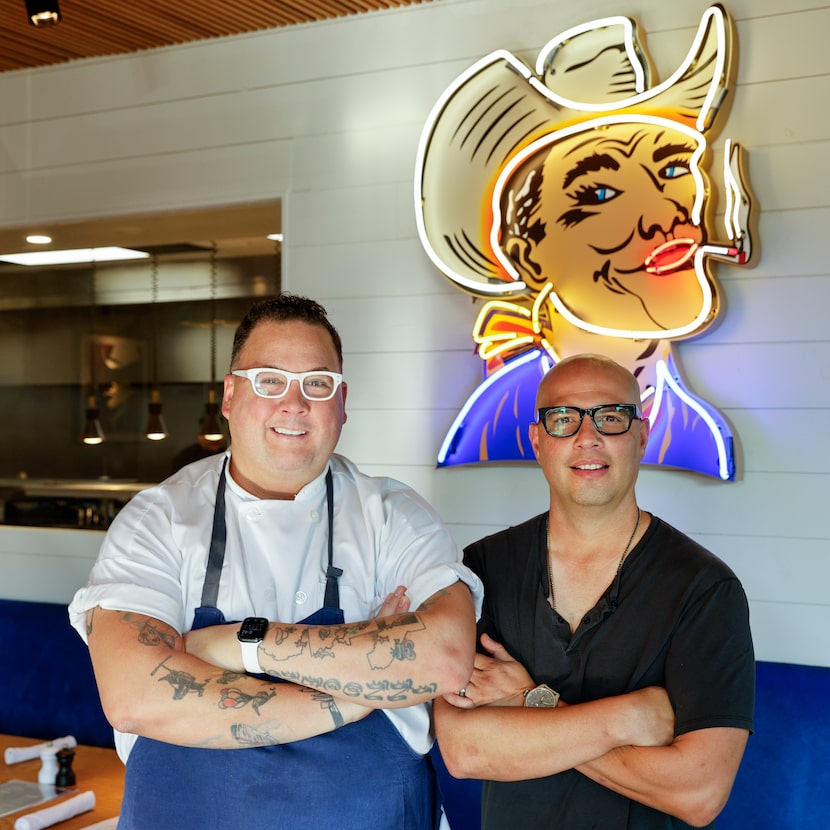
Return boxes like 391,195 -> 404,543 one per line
118,461 -> 440,830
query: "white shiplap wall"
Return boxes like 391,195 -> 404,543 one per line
0,0 -> 827,666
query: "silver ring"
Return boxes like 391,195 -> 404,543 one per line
458,687 -> 467,698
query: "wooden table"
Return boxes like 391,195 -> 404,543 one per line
0,735 -> 122,829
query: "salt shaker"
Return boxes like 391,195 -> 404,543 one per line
38,747 -> 59,785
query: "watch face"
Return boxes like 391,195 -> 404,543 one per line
237,617 -> 269,643
525,685 -> 560,708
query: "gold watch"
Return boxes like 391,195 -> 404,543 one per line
523,684 -> 560,708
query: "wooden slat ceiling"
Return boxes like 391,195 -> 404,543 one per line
0,0 -> 427,73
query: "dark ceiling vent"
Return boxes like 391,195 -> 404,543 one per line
130,243 -> 212,256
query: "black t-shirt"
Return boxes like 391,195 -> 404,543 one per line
464,513 -> 755,830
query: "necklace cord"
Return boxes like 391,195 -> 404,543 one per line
547,508 -> 641,613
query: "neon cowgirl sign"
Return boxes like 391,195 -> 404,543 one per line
414,4 -> 754,480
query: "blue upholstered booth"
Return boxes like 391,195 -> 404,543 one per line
6,598 -> 827,826
1,598 -> 114,748
719,661 -> 830,827
433,660 -> 830,829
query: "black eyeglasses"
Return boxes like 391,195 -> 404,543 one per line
537,404 -> 642,437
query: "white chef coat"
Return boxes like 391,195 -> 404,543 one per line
69,451 -> 483,763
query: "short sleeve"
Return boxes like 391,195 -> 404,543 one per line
665,577 -> 755,736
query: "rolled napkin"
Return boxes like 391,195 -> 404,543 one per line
13,790 -> 95,830
5,737 -> 77,765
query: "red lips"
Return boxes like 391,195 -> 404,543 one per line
644,238 -> 699,275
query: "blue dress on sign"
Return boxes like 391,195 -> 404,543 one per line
118,464 -> 441,830
438,348 -> 734,480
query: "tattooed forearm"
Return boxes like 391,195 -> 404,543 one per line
151,657 -> 208,700
367,630 -> 418,670
117,612 -> 179,649
263,613 -> 427,668
309,690 -> 345,728
273,672 -> 438,704
216,669 -> 247,684
137,620 -> 178,649
339,613 -> 420,640
364,678 -> 438,702
150,652 -> 282,715
415,587 -> 449,612
218,687 -> 276,715
226,690 -> 343,745
231,723 -> 280,747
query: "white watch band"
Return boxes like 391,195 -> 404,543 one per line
240,640 -> 263,674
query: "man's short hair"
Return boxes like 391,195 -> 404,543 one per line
230,293 -> 343,369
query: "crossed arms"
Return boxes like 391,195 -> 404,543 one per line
434,633 -> 749,828
86,581 -> 474,751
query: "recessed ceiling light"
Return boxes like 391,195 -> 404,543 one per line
26,0 -> 61,28
25,234 -> 52,245
267,233 -> 283,242
0,247 -> 150,266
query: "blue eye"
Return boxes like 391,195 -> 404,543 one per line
571,183 -> 620,207
662,164 -> 690,180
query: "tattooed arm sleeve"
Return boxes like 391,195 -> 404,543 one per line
86,607 -> 370,749
185,580 -> 476,709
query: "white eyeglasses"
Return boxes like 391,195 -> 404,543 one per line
232,368 -> 343,401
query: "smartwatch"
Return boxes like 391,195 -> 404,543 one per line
237,617 -> 269,674
523,684 -> 560,708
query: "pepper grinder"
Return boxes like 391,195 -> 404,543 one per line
56,746 -> 76,788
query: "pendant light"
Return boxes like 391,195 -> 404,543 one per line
145,253 -> 168,440
198,242 -> 225,443
26,0 -> 61,27
272,234 -> 281,295
82,259 -> 105,445
82,397 -> 105,445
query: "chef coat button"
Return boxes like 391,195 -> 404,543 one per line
309,510 -> 320,522
247,508 -> 261,521
295,591 -> 308,605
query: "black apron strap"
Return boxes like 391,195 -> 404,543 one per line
323,468 -> 342,609
199,456 -> 228,609
199,459 -> 341,612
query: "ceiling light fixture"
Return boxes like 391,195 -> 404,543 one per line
82,259 -> 105,446
0,247 -> 148,267
145,254 -> 168,441
271,236 -> 280,295
198,243 -> 225,444
25,234 -> 52,245
82,399 -> 105,445
25,0 -> 61,27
